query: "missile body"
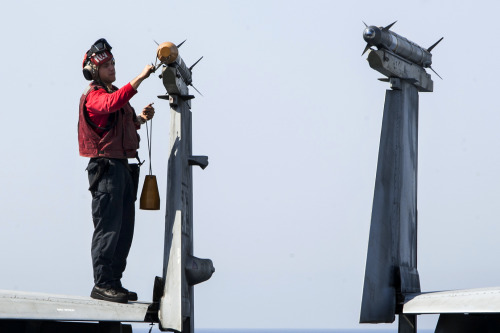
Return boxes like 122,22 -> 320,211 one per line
157,42 -> 194,86
156,42 -> 192,85
172,56 -> 193,85
363,25 -> 433,68
157,40 -> 203,96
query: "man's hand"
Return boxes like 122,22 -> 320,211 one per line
138,65 -> 154,80
139,103 -> 155,122
130,65 -> 154,90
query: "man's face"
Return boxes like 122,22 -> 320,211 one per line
98,60 -> 116,84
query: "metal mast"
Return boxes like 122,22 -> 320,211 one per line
360,23 -> 440,333
157,46 -> 214,333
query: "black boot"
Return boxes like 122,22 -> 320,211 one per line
90,285 -> 128,303
114,281 -> 138,301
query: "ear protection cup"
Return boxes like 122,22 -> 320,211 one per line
82,51 -> 96,81
83,64 -> 94,81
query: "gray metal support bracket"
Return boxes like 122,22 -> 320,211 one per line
188,156 -> 209,169
368,49 -> 433,92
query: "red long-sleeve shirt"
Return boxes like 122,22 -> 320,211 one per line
85,82 -> 138,133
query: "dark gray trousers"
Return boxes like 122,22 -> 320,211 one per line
87,158 -> 136,288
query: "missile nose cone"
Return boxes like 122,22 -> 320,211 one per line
363,26 -> 382,46
363,27 -> 377,42
364,27 -> 376,39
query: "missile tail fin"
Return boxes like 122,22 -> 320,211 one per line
152,40 -> 159,67
189,56 -> 204,71
363,21 -> 368,27
383,21 -> 397,31
362,43 -> 371,56
429,66 -> 443,80
427,37 -> 444,52
177,39 -> 187,48
190,84 -> 203,96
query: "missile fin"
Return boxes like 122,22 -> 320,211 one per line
189,56 -> 204,71
429,66 -> 443,80
152,40 -> 159,67
190,84 -> 203,96
378,78 -> 390,82
362,43 -> 372,56
363,21 -> 368,27
427,37 -> 444,53
383,21 -> 397,31
177,39 -> 187,48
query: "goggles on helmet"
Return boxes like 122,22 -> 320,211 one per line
90,38 -> 112,54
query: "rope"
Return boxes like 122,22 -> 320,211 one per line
145,118 -> 153,176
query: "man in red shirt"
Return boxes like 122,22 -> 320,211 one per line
78,38 -> 154,303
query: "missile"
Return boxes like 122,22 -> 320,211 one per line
155,41 -> 193,84
362,21 -> 443,76
156,41 -> 204,95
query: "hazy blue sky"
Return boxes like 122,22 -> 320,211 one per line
1,0 -> 500,331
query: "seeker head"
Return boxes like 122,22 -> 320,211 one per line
82,38 -> 114,81
363,26 -> 382,46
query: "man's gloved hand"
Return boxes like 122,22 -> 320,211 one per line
139,103 -> 155,123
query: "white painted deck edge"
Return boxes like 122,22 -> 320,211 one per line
0,289 -> 152,322
403,287 -> 500,314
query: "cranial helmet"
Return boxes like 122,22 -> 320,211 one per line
82,38 -> 114,81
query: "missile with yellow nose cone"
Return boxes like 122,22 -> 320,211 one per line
156,40 -> 203,95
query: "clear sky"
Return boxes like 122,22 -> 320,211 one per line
1,0 -> 500,331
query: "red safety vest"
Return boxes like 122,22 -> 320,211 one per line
78,83 -> 140,158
